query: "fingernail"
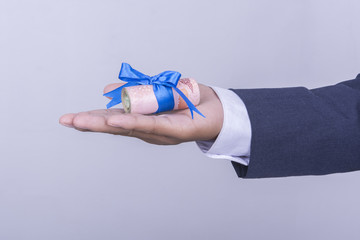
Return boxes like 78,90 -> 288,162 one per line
60,122 -> 74,128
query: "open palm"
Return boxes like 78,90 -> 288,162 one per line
59,83 -> 224,145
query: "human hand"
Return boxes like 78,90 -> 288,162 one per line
59,83 -> 224,145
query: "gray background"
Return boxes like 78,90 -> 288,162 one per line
1,0 -> 359,239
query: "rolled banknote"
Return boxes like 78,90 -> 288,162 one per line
121,78 -> 200,114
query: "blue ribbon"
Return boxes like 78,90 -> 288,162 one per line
104,63 -> 205,119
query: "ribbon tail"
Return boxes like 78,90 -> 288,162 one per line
103,82 -> 135,109
173,87 -> 206,119
103,86 -> 123,98
106,96 -> 122,109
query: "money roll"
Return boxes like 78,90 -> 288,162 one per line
121,78 -> 200,114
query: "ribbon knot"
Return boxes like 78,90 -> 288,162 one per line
104,63 -> 205,119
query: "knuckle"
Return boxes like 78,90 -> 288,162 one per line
73,113 -> 88,129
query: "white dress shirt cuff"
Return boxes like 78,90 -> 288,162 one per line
196,86 -> 252,166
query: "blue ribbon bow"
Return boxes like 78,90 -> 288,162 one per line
104,63 -> 205,119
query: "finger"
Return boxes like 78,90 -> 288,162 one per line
59,110 -> 121,128
72,111 -> 126,133
59,113 -> 76,128
70,111 -> 154,135
71,111 -> 179,144
59,113 -> 92,132
107,113 -> 194,139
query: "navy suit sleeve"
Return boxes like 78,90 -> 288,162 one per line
231,74 -> 360,178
